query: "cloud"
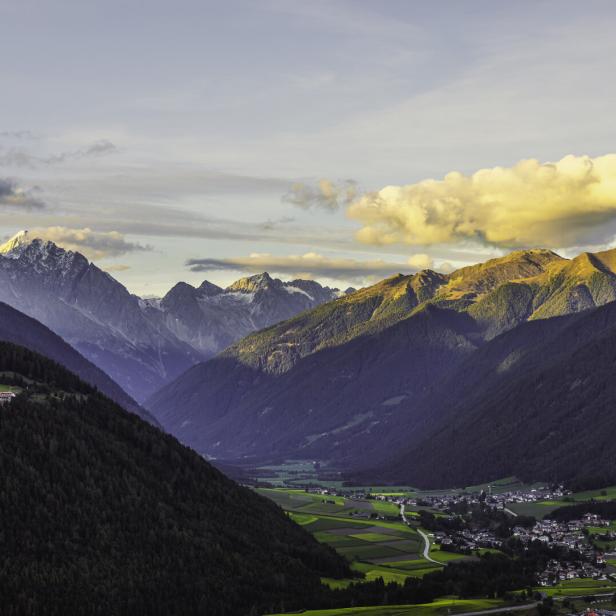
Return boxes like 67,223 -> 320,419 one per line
187,251 -> 413,282
28,227 -> 150,260
45,139 -> 118,164
259,216 -> 295,230
0,130 -> 36,139
407,253 -> 433,269
0,179 -> 45,209
283,179 -> 358,211
0,139 -> 117,168
348,154 -> 616,249
102,264 -> 131,272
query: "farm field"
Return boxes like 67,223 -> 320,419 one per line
537,577 -> 616,597
0,384 -> 21,393
571,485 -> 616,501
507,500 -> 568,518
269,598 -> 527,616
258,488 -> 436,584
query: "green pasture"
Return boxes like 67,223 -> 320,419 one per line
571,485 -> 616,501
269,598 -> 518,616
507,500 -> 569,518
0,384 -> 21,393
538,577 -> 616,597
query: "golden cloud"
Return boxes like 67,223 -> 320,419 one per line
348,154 -> 616,248
29,226 -> 149,260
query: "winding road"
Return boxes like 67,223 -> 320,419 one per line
400,504 -> 441,565
416,528 -> 442,565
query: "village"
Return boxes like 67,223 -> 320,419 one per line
305,485 -> 616,588
0,391 -> 17,404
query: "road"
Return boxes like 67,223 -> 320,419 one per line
400,504 -> 441,565
451,602 -> 538,615
416,528 -> 442,565
504,507 -> 518,517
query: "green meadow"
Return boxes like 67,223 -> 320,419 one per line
0,384 -> 21,393
538,577 -> 616,598
258,487 -> 435,587
269,598 -> 521,616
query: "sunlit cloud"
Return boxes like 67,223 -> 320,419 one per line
103,264 -> 131,272
348,154 -> 616,249
407,253 -> 433,269
28,226 -> 150,260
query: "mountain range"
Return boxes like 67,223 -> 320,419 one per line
148,246 -> 616,488
5,226 -> 616,488
0,230 -> 346,402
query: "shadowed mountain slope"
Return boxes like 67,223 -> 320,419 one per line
0,301 -> 155,423
370,299 -> 616,488
0,341 -> 349,615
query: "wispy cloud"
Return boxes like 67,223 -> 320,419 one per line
102,263 -> 131,272
0,130 -> 36,139
283,179 -> 358,211
348,154 -> 616,249
187,251 -> 416,282
0,139 -> 117,168
0,179 -> 45,209
28,226 -> 150,260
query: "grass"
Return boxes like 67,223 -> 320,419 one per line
572,485 -> 616,501
428,549 -> 469,563
349,532 -> 400,543
0,384 -> 21,393
262,488 -> 428,580
269,598 -> 518,615
538,578 -> 616,597
370,500 -> 401,516
507,500 -> 568,518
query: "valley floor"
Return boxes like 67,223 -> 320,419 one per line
257,480 -> 616,616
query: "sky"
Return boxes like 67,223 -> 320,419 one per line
2,0 -> 616,296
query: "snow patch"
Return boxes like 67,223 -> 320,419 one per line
284,285 -> 314,301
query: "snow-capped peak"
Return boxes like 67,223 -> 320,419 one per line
0,230 -> 32,257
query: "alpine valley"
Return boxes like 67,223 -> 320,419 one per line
6,229 -> 616,490
148,245 -> 616,488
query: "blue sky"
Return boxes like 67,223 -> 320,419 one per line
2,0 -> 616,295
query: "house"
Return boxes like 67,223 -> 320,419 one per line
0,391 -> 16,404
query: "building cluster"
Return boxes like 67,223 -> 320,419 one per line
510,515 -> 614,587
0,391 -> 16,405
537,557 -> 606,587
434,528 -> 503,551
404,485 -> 568,512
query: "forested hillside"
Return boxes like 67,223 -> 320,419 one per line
0,342 -> 349,616
0,301 -> 154,423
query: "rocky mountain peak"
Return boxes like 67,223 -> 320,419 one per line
0,229 -> 32,257
226,272 -> 276,293
197,280 -> 223,297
